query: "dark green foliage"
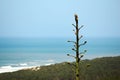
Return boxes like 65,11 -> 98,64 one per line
0,56 -> 120,80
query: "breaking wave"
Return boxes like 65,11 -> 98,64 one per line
0,59 -> 55,73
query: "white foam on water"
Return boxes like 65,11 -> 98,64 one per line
19,63 -> 28,66
0,65 -> 33,73
44,63 -> 54,66
0,59 -> 56,73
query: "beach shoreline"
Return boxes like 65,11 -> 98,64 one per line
0,62 -> 56,74
0,55 -> 119,74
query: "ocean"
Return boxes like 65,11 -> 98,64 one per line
0,37 -> 120,73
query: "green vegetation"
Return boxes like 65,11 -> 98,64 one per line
67,14 -> 87,80
0,56 -> 120,80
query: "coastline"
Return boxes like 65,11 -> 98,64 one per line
0,66 -> 34,73
0,63 -> 54,74
0,55 -> 119,74
0,56 -> 119,80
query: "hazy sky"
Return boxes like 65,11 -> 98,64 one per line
0,0 -> 120,38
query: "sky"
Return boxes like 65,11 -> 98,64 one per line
0,0 -> 120,38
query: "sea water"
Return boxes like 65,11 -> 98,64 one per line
0,37 -> 120,73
